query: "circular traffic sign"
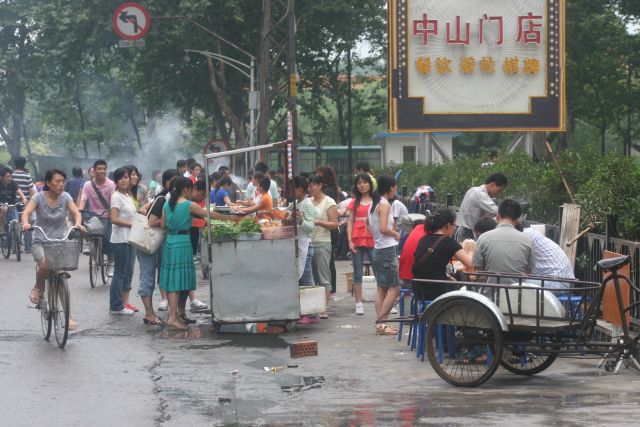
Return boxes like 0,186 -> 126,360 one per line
113,2 -> 150,40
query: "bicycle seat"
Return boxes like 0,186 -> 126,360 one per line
596,255 -> 630,271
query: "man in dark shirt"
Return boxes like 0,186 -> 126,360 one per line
0,168 -> 28,235
65,166 -> 86,203
12,157 -> 36,251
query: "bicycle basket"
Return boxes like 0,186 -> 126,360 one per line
43,240 -> 81,271
84,216 -> 105,236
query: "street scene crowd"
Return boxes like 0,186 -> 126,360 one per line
1,155 -> 575,340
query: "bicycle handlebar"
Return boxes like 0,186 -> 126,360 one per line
80,209 -> 110,216
29,225 -> 80,242
0,202 -> 24,209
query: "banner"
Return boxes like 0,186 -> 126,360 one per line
388,0 -> 566,131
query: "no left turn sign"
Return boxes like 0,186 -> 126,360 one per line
113,2 -> 150,40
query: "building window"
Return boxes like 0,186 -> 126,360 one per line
403,146 -> 416,163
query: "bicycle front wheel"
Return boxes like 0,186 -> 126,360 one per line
89,239 -> 98,288
12,222 -> 21,262
99,242 -> 110,285
52,275 -> 70,348
41,277 -> 52,340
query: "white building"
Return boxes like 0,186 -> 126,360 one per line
372,132 -> 461,165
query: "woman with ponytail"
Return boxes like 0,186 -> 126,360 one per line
411,208 -> 473,301
160,176 -> 237,330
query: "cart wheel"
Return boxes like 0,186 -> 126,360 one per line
604,360 -> 616,372
285,321 -> 297,332
500,338 -> 558,375
425,298 -> 503,387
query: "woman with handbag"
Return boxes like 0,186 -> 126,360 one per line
412,208 -> 473,301
135,168 -> 179,325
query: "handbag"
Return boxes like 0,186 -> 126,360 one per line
127,197 -> 165,254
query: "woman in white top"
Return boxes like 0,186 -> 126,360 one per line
109,168 -> 138,315
368,175 -> 402,335
309,175 -> 338,319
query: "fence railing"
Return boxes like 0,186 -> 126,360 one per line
399,196 -> 639,325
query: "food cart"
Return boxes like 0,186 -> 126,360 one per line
203,142 -> 302,331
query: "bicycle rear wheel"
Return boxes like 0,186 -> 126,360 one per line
12,222 -> 21,262
52,275 -> 70,348
2,231 -> 11,259
89,239 -> 98,288
41,279 -> 52,340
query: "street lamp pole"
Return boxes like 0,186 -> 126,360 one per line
154,16 -> 258,170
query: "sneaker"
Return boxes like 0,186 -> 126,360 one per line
355,303 -> 364,315
110,307 -> 134,315
157,299 -> 168,311
125,303 -> 140,313
82,249 -> 90,255
330,293 -> 338,301
190,298 -> 208,311
390,306 -> 398,315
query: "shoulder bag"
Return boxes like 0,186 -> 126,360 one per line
127,196 -> 166,254
411,234 -> 447,275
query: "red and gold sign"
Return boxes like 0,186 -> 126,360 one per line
389,0 -> 566,132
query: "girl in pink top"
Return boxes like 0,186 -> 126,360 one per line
346,173 -> 376,315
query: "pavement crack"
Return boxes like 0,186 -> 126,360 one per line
148,350 -> 170,425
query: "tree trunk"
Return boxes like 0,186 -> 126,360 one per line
75,79 -> 89,158
130,113 -> 142,150
22,122 -> 39,178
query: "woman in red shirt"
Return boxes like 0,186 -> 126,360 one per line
346,173 -> 376,315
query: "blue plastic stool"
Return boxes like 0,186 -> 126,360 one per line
414,300 -> 433,359
558,295 -> 589,320
397,288 -> 413,342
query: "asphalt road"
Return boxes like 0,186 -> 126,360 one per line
1,254 -> 639,426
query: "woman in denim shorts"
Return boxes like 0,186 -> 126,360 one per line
367,175 -> 401,335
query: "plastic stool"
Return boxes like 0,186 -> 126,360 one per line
558,295 -> 589,320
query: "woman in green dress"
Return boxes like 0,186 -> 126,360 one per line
160,177 -> 210,330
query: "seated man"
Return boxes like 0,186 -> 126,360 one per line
518,223 -> 575,290
472,199 -> 535,283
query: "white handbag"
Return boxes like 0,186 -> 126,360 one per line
127,198 -> 165,254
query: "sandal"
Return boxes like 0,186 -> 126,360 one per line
376,324 -> 398,335
180,315 -> 197,324
143,317 -> 165,326
29,288 -> 42,305
319,312 -> 329,319
167,320 -> 188,331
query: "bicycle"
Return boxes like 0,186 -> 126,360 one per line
1,202 -> 24,261
81,210 -> 110,288
31,225 -> 81,349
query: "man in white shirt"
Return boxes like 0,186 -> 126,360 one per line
455,173 -> 507,242
520,224 -> 575,289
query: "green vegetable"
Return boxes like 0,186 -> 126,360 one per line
203,221 -> 239,240
238,218 -> 261,234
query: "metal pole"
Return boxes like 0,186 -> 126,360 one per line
347,47 -> 353,177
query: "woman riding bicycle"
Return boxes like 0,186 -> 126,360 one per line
21,169 -> 85,330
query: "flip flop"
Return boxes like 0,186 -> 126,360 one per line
143,317 -> 165,326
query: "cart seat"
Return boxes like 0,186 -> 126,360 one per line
596,255 -> 630,271
494,286 -> 566,319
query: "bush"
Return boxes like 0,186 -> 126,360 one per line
381,149 -> 640,240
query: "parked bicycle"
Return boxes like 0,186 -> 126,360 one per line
0,202 -> 24,261
81,209 -> 111,288
31,225 -> 81,349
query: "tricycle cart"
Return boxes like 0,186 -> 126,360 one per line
405,256 -> 640,387
203,142 -> 301,331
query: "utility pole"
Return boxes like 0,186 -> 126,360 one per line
288,0 -> 298,177
347,47 -> 353,175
